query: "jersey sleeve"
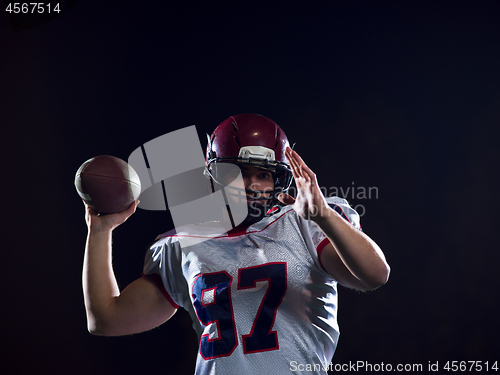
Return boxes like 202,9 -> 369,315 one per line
301,196 -> 361,274
326,196 -> 361,230
142,236 -> 186,309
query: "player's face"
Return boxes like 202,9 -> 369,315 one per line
240,165 -> 274,204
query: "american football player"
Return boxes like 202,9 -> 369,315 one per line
82,113 -> 390,374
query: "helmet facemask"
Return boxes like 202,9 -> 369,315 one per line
205,157 -> 292,225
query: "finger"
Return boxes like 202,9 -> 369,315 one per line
286,148 -> 302,179
286,147 -> 300,165
285,147 -> 296,173
278,193 -> 295,206
300,163 -> 313,185
83,200 -> 99,216
290,149 -> 317,184
286,147 -> 298,167
289,149 -> 308,179
297,157 -> 314,178
116,200 -> 140,221
129,200 -> 140,214
83,200 -> 90,222
290,148 -> 306,164
291,163 -> 307,185
287,149 -> 316,190
290,149 -> 309,173
288,160 -> 299,180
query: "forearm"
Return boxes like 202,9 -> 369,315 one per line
82,228 -> 120,334
315,207 -> 390,289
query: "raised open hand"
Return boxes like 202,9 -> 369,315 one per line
278,147 -> 329,222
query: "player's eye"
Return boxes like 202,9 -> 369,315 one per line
259,172 -> 272,179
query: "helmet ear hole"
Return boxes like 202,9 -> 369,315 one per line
203,167 -> 211,179
206,133 -> 217,160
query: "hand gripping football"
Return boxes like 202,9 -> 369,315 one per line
75,155 -> 141,214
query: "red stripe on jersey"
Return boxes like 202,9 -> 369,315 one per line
225,226 -> 250,236
142,273 -> 180,309
316,238 -> 331,272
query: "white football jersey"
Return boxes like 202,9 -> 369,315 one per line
143,197 -> 360,375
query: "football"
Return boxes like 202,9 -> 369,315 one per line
75,155 -> 141,214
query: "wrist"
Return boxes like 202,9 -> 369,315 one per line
311,205 -> 338,224
88,225 -> 113,238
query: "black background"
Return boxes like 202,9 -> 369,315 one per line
1,1 -> 499,374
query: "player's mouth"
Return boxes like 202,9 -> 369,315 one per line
245,191 -> 271,205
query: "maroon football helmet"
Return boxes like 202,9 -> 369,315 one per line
205,114 -> 293,209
